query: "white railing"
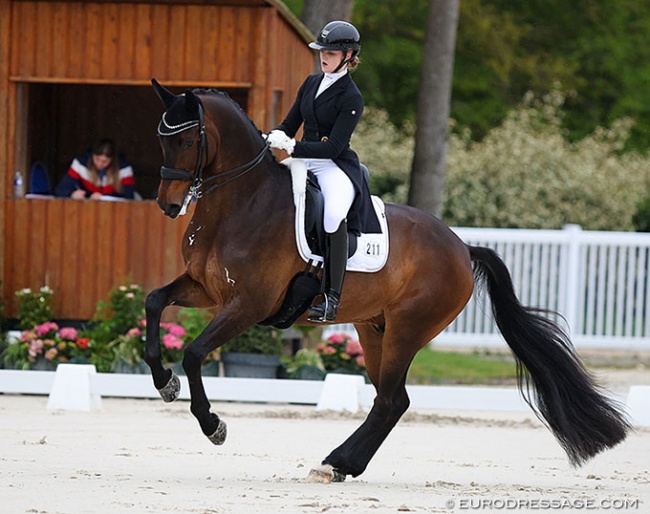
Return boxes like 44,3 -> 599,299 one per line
443,224 -> 650,349
328,225 -> 650,350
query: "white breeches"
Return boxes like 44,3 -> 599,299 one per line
304,158 -> 355,233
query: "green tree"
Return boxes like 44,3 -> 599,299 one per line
443,93 -> 650,230
408,0 -> 460,216
352,0 -> 650,151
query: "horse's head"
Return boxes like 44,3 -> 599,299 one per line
152,78 -> 270,219
152,78 -> 211,218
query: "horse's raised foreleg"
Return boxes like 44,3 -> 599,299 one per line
144,273 -> 213,399
181,301 -> 256,445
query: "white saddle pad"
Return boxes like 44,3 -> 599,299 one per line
285,158 -> 389,273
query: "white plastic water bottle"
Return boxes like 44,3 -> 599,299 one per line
13,170 -> 25,198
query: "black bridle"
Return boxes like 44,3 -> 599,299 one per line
159,101 -> 270,199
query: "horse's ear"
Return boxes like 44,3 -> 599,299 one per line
151,78 -> 176,109
184,89 -> 200,115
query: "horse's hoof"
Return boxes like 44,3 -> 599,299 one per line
158,372 -> 180,403
207,418 -> 227,445
306,464 -> 346,483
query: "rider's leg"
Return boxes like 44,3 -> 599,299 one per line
307,162 -> 354,322
307,219 -> 348,322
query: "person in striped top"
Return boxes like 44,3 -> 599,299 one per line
54,138 -> 135,200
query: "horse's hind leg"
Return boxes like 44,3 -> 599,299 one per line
309,322 -> 418,482
144,273 -> 213,399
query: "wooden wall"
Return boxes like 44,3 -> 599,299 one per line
9,1 -> 256,87
4,198 -> 190,319
2,0 -> 314,321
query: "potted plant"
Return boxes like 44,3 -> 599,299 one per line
116,308 -> 218,375
15,286 -> 55,330
220,325 -> 282,378
284,348 -> 326,380
315,332 -> 369,382
1,321 -> 91,370
85,282 -> 147,373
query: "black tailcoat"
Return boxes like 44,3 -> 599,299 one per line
276,73 -> 381,234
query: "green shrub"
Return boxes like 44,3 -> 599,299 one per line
177,308 -> 212,340
220,325 -> 282,355
354,94 -> 650,231
443,91 -> 650,230
633,196 -> 650,232
15,286 -> 54,330
353,107 -> 413,203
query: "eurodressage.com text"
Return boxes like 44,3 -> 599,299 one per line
446,497 -> 641,510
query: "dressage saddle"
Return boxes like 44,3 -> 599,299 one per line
259,166 -> 368,329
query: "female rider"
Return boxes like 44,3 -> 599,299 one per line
266,20 -> 381,323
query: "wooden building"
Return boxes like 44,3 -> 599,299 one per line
0,0 -> 313,319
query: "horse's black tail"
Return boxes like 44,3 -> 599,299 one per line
469,245 -> 631,466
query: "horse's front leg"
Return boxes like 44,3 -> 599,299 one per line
144,273 -> 213,399
181,302 -> 256,445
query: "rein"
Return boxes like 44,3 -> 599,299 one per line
159,101 -> 270,200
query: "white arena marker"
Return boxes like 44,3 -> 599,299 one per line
626,386 -> 650,427
47,363 -> 102,412
316,373 -> 365,413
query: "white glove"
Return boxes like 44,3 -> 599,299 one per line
265,130 -> 295,154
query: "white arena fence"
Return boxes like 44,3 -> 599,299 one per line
325,225 -> 650,351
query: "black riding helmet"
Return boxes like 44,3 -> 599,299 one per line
309,20 -> 361,72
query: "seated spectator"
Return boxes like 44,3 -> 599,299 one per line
54,138 -> 135,200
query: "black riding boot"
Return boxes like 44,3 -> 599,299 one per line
307,220 -> 348,323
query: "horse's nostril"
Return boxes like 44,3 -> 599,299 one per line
164,204 -> 182,219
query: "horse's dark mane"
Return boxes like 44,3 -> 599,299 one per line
193,88 -> 286,173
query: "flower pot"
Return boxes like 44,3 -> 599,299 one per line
221,352 -> 281,379
293,364 -> 326,381
168,360 -> 221,376
31,358 -> 57,371
113,358 -> 149,374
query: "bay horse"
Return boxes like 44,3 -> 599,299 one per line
145,79 -> 629,482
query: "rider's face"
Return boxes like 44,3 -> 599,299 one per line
319,50 -> 351,73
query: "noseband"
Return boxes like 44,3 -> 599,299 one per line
159,101 -> 270,199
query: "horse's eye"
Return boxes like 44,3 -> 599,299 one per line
182,139 -> 194,149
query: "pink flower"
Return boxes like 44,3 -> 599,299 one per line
44,348 -> 58,361
322,346 -> 337,355
127,327 -> 142,338
345,340 -> 363,356
35,321 -> 59,337
20,330 -> 37,342
356,355 -> 365,367
162,333 -> 183,350
167,324 -> 186,337
59,327 -> 78,341
327,333 -> 348,345
28,339 -> 44,357
125,292 -> 135,299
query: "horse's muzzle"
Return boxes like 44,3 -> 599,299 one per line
160,201 -> 182,219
